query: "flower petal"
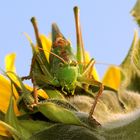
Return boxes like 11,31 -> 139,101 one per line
102,66 -> 121,90
85,51 -> 100,81
5,53 -> 20,87
5,53 -> 16,73
0,125 -> 9,137
0,75 -> 20,115
40,34 -> 52,62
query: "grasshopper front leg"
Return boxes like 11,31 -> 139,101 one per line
21,75 -> 38,104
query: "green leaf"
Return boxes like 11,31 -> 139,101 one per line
29,108 -> 140,140
44,88 -> 65,100
37,101 -> 82,125
5,96 -> 31,140
44,99 -> 78,111
19,120 -> 53,134
0,111 -> 5,121
131,0 -> 140,26
5,97 -> 20,133
28,124 -> 101,140
131,34 -> 140,73
120,31 -> 140,92
103,109 -> 140,140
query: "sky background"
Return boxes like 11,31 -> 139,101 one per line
0,0 -> 138,81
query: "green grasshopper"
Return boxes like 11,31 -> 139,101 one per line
22,7 -> 104,119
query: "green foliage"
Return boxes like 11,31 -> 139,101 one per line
120,31 -> 140,92
29,124 -> 101,140
5,97 -> 31,140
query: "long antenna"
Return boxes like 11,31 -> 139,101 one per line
36,47 -> 67,64
95,61 -> 119,67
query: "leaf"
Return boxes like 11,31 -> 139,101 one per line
44,88 -> 65,100
47,99 -> 78,111
131,0 -> 140,27
131,35 -> 140,73
29,124 -> 101,140
120,30 -> 140,92
19,120 -> 53,134
37,101 -> 82,125
29,108 -> 140,140
103,109 -> 140,140
5,96 -> 31,139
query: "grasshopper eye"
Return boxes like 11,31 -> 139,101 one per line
58,62 -> 64,67
70,60 -> 77,66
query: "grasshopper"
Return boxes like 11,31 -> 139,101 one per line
22,7 -> 104,119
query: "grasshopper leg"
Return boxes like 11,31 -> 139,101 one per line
32,77 -> 38,104
21,74 -> 38,104
78,58 -> 104,119
88,80 -> 104,119
78,76 -> 104,119
21,75 -> 31,81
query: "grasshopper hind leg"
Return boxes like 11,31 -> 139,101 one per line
78,76 -> 104,119
88,80 -> 104,119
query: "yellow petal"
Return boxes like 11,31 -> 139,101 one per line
102,66 -> 121,90
5,53 -> 21,89
92,67 -> 100,81
0,125 -> 9,137
0,75 -> 20,115
84,51 -> 90,63
5,53 -> 16,73
85,51 -> 100,81
40,34 -> 52,61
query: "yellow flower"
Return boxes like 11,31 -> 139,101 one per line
102,66 -> 122,90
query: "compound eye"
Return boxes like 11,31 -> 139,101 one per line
70,60 -> 77,66
58,62 -> 64,67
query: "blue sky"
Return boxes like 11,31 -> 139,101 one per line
0,0 -> 137,79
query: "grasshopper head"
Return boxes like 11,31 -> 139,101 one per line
55,62 -> 78,92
